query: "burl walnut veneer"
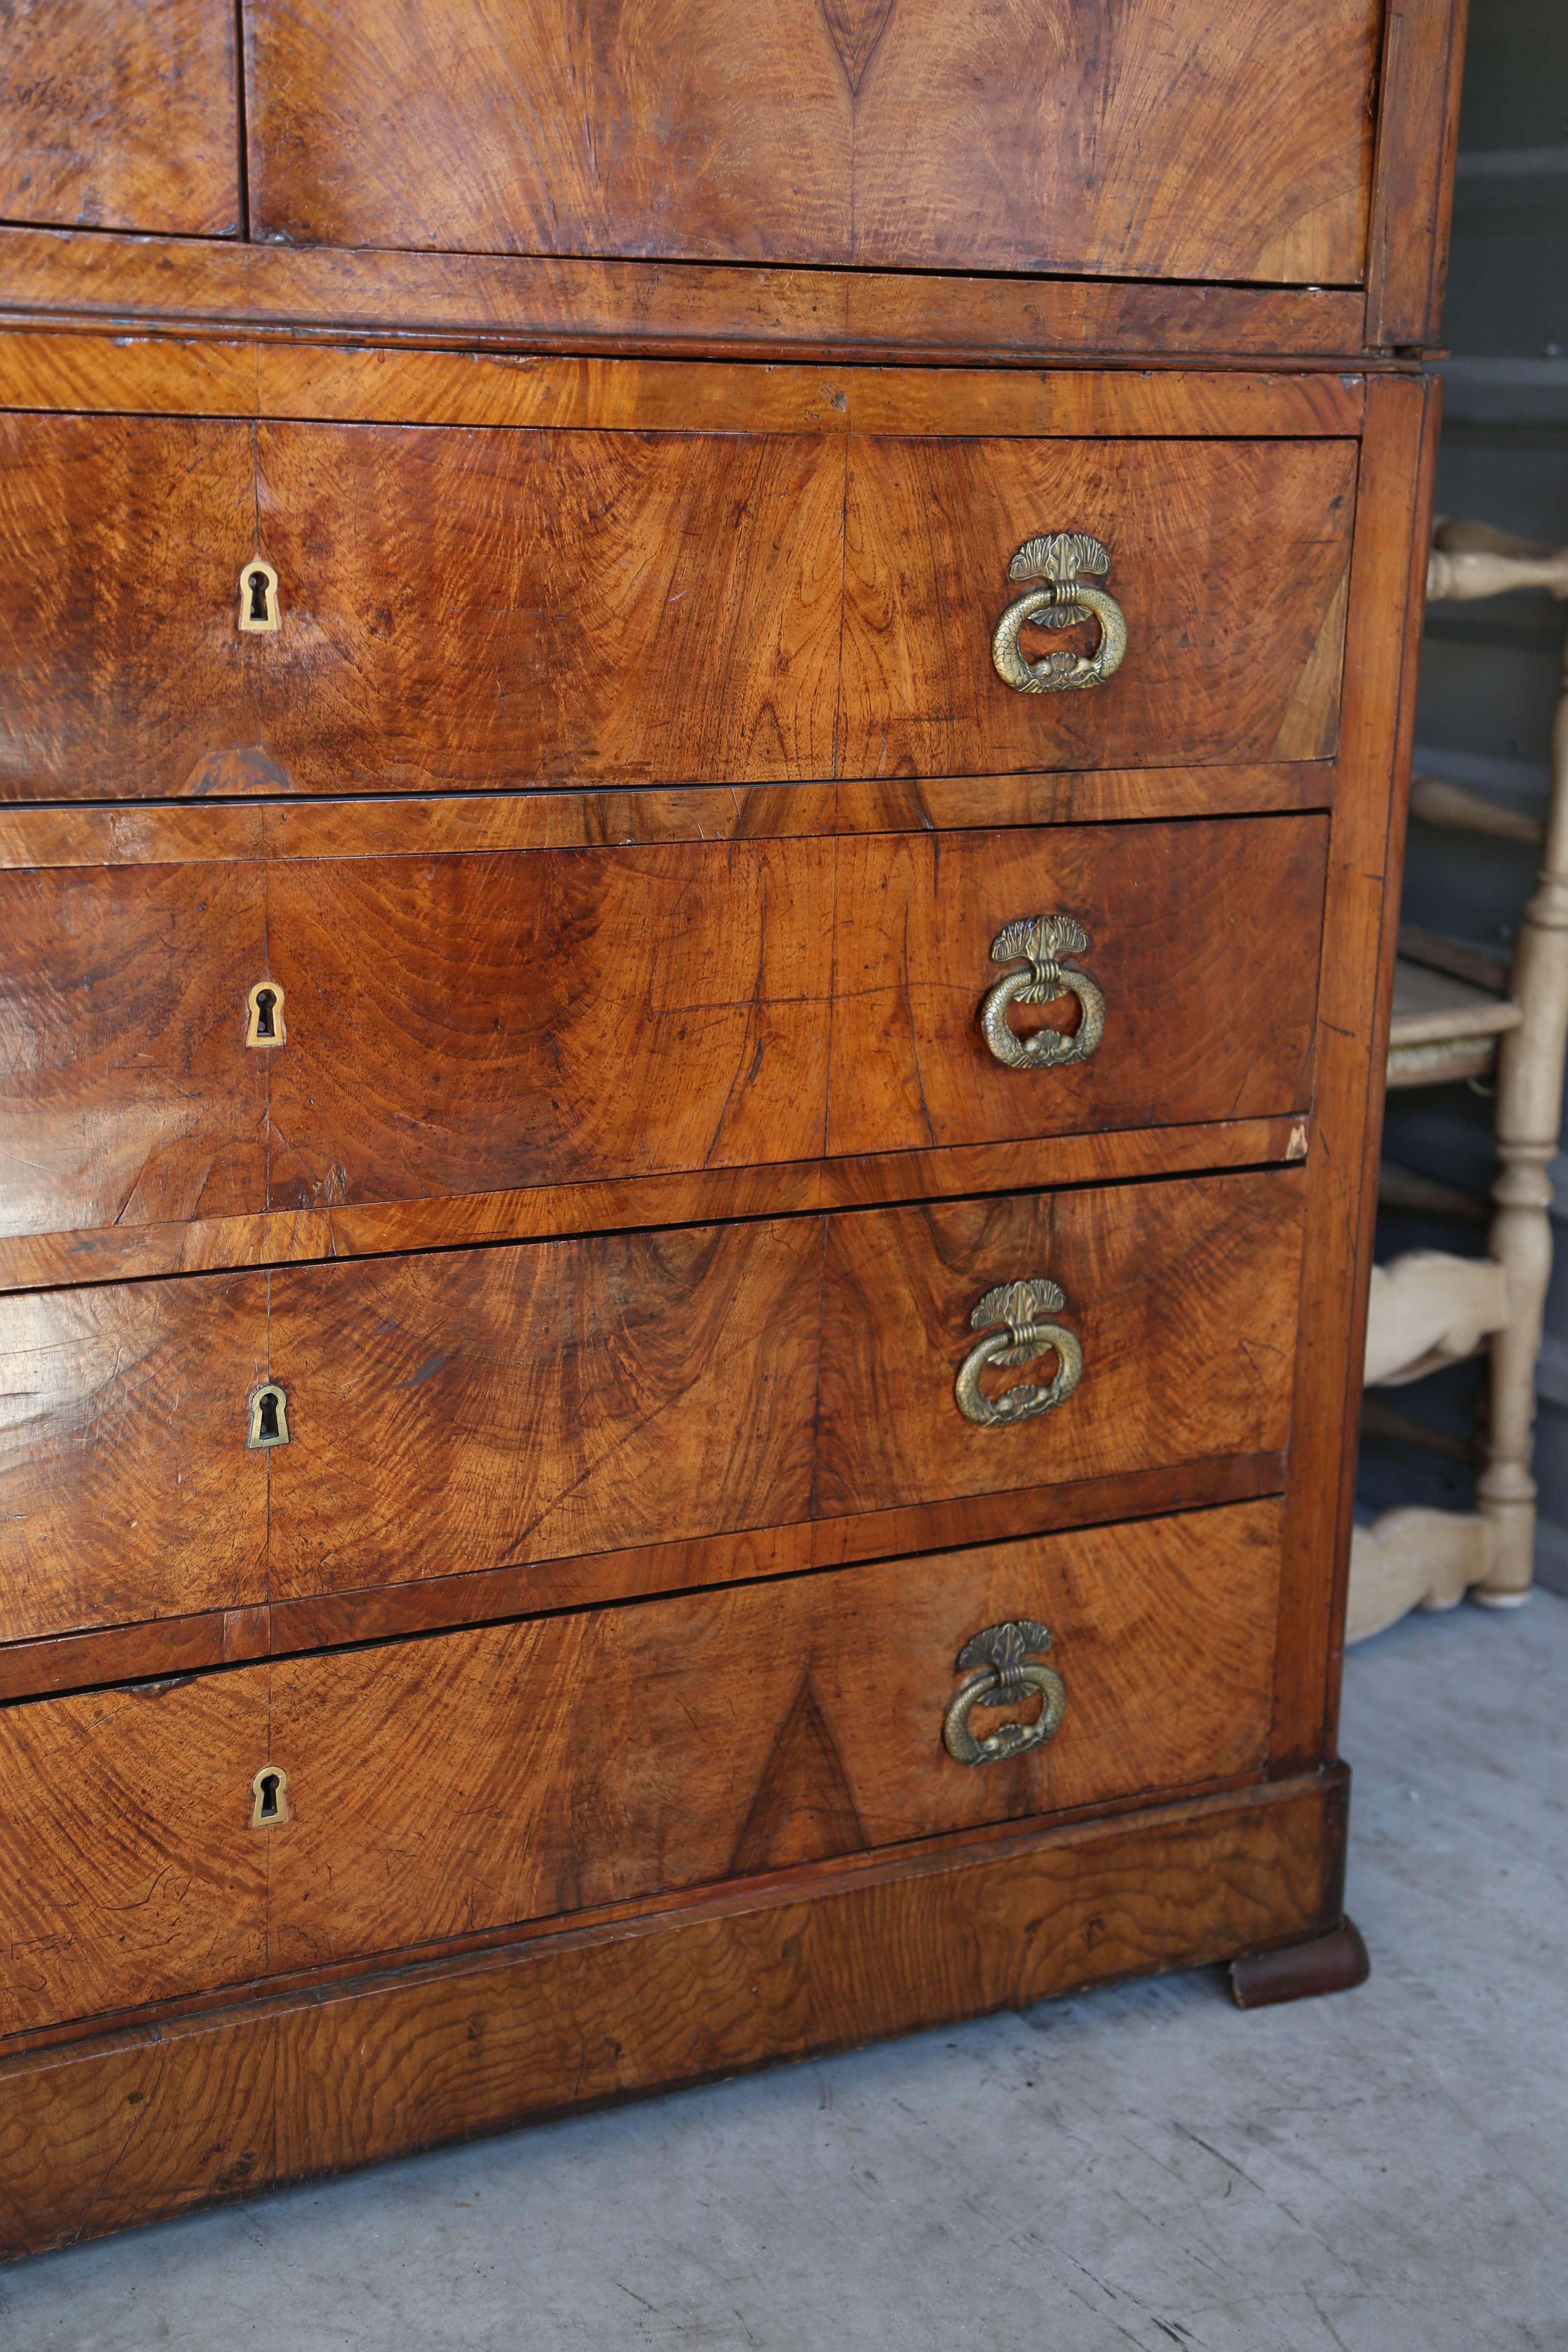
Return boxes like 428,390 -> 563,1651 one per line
0,0 -> 1464,2255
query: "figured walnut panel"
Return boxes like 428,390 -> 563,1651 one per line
0,817 -> 1323,1245
0,863 -> 270,1238
0,414 -> 844,802
264,841 -> 836,1207
0,1775 -> 1338,2253
0,1673 -> 268,2037
850,0 -> 1378,281
839,438 -> 1358,779
826,817 -> 1326,1155
0,0 -> 240,237
263,1500 -> 1281,1974
816,1171 -> 1304,1518
0,1274 -> 269,1644
0,226 -> 1369,361
243,0 -> 1376,286
265,1220 -> 825,1598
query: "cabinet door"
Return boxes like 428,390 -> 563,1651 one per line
0,0 -> 240,235
244,0 -> 1378,284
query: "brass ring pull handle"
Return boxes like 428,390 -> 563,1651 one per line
980,914 -> 1105,1071
942,1619 -> 1067,1766
991,531 -> 1127,694
954,1276 -> 1084,1428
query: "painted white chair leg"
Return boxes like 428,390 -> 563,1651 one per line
1475,628 -> 1568,1604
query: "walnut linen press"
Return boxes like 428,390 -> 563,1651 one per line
0,0 -> 1464,2251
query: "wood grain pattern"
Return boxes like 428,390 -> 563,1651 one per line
825,818 -> 1326,1156
817,1172 -> 1303,1518
265,1218 -> 826,1600
0,862 -> 268,1237
264,1501 -> 1281,1973
0,819 -> 1323,1242
1273,375 -> 1441,1771
0,0 -> 239,238
839,438 -> 1357,779
0,1170 -> 1302,1646
0,225 -> 1368,362
243,0 -> 1377,285
0,1671 -> 268,2037
0,1772 -> 1341,2254
0,1273 -> 269,1644
0,768 -> 1337,872
0,1452 -> 1289,1706
0,1499 -> 1281,2029
1365,0 -> 1470,348
0,413 -> 844,802
263,840 -> 836,1207
0,331 -> 1368,439
0,1113 -> 1311,1300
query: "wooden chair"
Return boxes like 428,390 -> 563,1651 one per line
1348,518 -> 1568,1642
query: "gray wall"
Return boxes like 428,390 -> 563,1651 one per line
1358,0 -> 1568,1584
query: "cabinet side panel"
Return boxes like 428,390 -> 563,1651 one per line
1273,375 -> 1440,1771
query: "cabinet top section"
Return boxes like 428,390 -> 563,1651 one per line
0,0 -> 1468,356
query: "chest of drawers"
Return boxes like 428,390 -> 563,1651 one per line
0,0 -> 1464,2253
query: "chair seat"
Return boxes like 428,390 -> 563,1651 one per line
1386,956 -> 1522,1087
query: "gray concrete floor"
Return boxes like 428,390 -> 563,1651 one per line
2,1595 -> 1564,2352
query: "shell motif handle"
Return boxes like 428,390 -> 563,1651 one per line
942,1619 -> 1067,1766
954,1276 -> 1084,1428
991,531 -> 1127,694
980,913 -> 1105,1071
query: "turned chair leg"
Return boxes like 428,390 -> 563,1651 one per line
1477,628 -> 1568,1604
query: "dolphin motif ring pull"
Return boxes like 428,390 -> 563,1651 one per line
991,532 -> 1127,694
942,1619 -> 1067,1766
954,1277 -> 1084,1428
980,913 -> 1105,1070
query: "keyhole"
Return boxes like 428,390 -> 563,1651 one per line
246,1381 -> 290,1448
237,559 -> 280,634
245,978 -> 286,1048
249,1766 -> 290,1828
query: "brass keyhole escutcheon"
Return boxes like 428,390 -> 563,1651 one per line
991,531 -> 1127,694
954,1277 -> 1084,1428
238,559 -> 280,634
245,980 -> 286,1049
942,1620 -> 1066,1766
250,1766 -> 290,1827
247,1382 -> 290,1449
980,914 -> 1105,1071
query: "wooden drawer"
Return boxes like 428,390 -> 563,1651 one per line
0,0 -> 239,238
0,1497 -> 1282,2035
0,815 -> 1326,1239
243,0 -> 1378,287
0,413 -> 843,802
0,413 -> 1350,801
840,436 -> 1356,777
0,1171 -> 1302,1644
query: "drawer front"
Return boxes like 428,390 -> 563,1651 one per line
0,414 -> 844,802
0,1499 -> 1281,2032
245,0 -> 1377,286
840,437 -> 1356,779
1,416 -> 1351,804
0,816 -> 1326,1237
0,1174 -> 1302,1641
0,0 -> 240,237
